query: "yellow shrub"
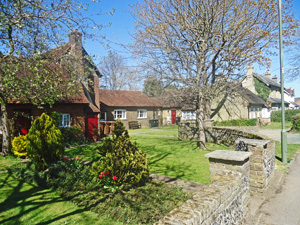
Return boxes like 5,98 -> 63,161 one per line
12,135 -> 28,158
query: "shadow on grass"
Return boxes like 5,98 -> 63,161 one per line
0,171 -> 87,225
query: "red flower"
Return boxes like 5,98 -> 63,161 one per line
99,174 -> 103,178
113,176 -> 117,180
58,161 -> 60,163
104,171 -> 109,176
72,157 -> 75,160
100,172 -> 104,175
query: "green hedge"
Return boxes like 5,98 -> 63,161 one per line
214,118 -> 257,126
271,109 -> 300,122
292,113 -> 300,131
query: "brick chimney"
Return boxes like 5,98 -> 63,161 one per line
69,29 -> 83,55
265,70 -> 271,78
272,75 -> 277,83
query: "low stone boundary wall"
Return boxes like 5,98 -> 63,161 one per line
178,121 -> 276,194
236,138 -> 275,193
178,121 -> 263,146
156,150 -> 252,224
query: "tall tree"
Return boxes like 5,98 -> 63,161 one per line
99,51 -> 139,90
0,0 -> 111,155
131,0 -> 298,148
143,76 -> 163,97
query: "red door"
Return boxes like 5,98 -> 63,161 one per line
87,115 -> 98,140
171,110 -> 176,125
14,110 -> 31,135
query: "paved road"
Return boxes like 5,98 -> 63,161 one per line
248,153 -> 300,225
255,129 -> 300,144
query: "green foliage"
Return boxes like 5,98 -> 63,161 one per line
60,126 -> 82,145
112,118 -> 129,138
214,118 -> 257,126
143,76 -> 163,97
271,109 -> 300,122
292,113 -> 300,131
26,113 -> 64,171
254,77 -> 271,101
12,135 -> 28,158
91,119 -> 149,190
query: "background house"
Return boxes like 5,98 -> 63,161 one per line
3,30 -> 101,140
284,88 -> 298,109
99,89 -> 162,129
242,65 -> 289,111
212,85 -> 270,124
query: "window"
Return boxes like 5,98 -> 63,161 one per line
182,111 -> 196,120
114,109 -> 126,120
59,114 -> 70,127
137,109 -> 147,119
100,112 -> 107,121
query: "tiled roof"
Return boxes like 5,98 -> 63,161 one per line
234,86 -> 268,106
285,88 -> 295,97
253,73 -> 281,88
99,89 -> 161,107
268,97 -> 289,104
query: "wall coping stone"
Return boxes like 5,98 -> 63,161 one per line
205,150 -> 252,162
236,138 -> 270,147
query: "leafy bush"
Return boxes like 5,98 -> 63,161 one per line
271,109 -> 300,122
91,119 -> 149,190
214,118 -> 257,126
60,126 -> 82,145
12,135 -> 28,158
292,113 -> 300,131
27,113 -> 64,171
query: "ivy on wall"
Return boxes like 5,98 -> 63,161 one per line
254,77 -> 270,101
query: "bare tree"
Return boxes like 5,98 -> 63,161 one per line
0,0 -> 112,155
99,51 -> 140,90
131,0 -> 298,148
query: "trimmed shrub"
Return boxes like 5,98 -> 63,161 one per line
271,109 -> 300,122
12,135 -> 28,158
91,119 -> 149,191
27,113 -> 64,171
214,118 -> 257,126
292,113 -> 300,131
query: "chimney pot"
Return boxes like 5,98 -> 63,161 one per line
272,75 -> 277,83
265,70 -> 271,78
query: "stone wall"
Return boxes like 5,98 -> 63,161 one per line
178,121 -> 276,194
178,121 -> 264,146
156,150 -> 252,225
236,138 -> 275,193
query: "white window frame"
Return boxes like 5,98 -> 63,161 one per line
59,114 -> 70,128
137,109 -> 147,119
182,111 -> 196,120
114,109 -> 126,120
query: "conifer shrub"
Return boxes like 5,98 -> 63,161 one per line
292,113 -> 300,131
12,135 -> 28,158
26,113 -> 64,171
91,119 -> 149,190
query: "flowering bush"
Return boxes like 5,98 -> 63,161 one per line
92,119 -> 149,190
44,155 -> 89,190
98,170 -> 118,192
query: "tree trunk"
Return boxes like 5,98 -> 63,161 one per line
1,102 -> 11,156
196,98 -> 206,149
196,97 -> 212,149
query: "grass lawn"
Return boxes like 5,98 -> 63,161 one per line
129,125 -> 233,185
0,170 -> 120,225
64,143 -> 102,161
260,121 -> 292,129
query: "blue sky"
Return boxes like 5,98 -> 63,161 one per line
82,0 -> 300,97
